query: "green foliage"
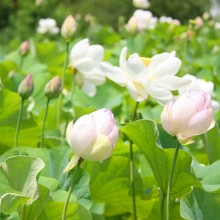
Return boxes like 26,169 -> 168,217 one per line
150,0 -> 210,22
0,6 -> 220,219
180,188 -> 220,220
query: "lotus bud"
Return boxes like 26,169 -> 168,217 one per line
44,76 -> 62,99
19,41 -> 30,56
18,74 -> 34,99
125,16 -> 138,34
133,0 -> 150,9
64,108 -> 119,173
161,91 -> 215,145
61,15 -> 77,42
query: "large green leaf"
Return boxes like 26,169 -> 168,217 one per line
180,188 -> 220,220
120,119 -> 200,197
193,160 -> 220,192
22,184 -> 51,220
0,88 -> 41,147
205,125 -> 220,163
44,202 -> 92,220
0,193 -> 29,214
18,146 -> 71,187
84,156 -> 157,218
1,155 -> 45,200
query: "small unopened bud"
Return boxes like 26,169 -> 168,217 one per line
44,76 -> 62,99
19,41 -> 30,56
61,15 -> 77,41
18,74 -> 34,99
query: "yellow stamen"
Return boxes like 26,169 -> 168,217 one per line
140,57 -> 151,67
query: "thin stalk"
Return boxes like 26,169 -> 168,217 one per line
130,101 -> 139,220
15,98 -> 24,147
160,193 -> 165,220
40,98 -> 50,148
19,56 -> 24,70
57,41 -> 70,128
62,162 -> 81,220
166,141 -> 180,220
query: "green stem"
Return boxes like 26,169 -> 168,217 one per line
166,141 -> 180,220
130,101 -> 139,220
57,41 -> 70,128
40,98 -> 50,148
70,74 -> 76,99
19,55 -> 24,70
15,98 -> 24,147
62,161 -> 81,220
130,142 -> 137,220
160,193 -> 165,220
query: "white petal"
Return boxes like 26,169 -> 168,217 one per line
63,155 -> 80,173
68,115 -> 97,154
82,82 -> 97,96
127,80 -> 147,102
70,39 -> 89,64
150,56 -> 181,78
126,54 -> 148,81
82,135 -> 112,161
161,101 -> 175,136
86,45 -> 104,62
183,108 -> 214,137
119,47 -> 128,71
73,57 -> 94,72
83,69 -> 105,85
101,62 -> 127,86
160,75 -> 191,90
92,108 -> 115,135
149,52 -> 170,68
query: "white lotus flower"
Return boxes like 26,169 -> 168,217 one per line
37,18 -> 59,35
69,39 -> 105,96
125,10 -> 158,32
102,47 -> 190,104
159,16 -> 180,25
178,74 -> 220,112
133,0 -> 150,9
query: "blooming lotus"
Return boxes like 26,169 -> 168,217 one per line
126,10 -> 158,32
161,91 -> 215,144
37,18 -> 59,35
69,38 -> 105,96
102,47 -> 190,104
64,108 -> 119,173
178,74 -> 220,112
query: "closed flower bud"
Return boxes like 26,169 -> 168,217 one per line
64,108 -> 119,173
18,74 -> 34,99
44,76 -> 62,99
19,41 -> 30,56
61,15 -> 77,41
161,91 -> 215,144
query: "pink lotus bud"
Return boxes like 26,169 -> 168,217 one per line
64,108 -> 119,173
19,41 -> 30,56
161,91 -> 215,144
61,15 -> 77,41
18,74 -> 34,99
44,76 -> 62,99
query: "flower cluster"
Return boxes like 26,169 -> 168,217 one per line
37,18 -> 59,35
125,10 -> 158,33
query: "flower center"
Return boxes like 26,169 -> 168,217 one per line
140,57 -> 151,67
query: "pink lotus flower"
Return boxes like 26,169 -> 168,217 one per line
64,108 -> 119,173
161,91 -> 215,144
